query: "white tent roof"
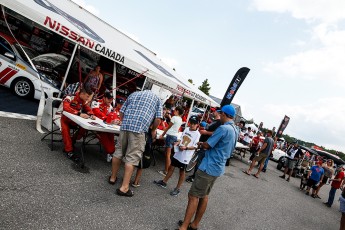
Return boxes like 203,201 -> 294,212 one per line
2,0 -> 219,106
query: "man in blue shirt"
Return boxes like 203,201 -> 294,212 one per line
178,105 -> 237,230
109,90 -> 162,197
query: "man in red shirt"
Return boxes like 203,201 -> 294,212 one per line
324,165 -> 345,207
91,91 -> 121,162
61,87 -> 95,161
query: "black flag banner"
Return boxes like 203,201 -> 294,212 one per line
220,67 -> 250,106
276,115 -> 290,138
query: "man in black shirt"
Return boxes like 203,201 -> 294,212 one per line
186,107 -> 222,183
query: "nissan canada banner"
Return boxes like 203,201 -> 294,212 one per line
220,67 -> 250,106
276,115 -> 290,138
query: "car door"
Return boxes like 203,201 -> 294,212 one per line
0,36 -> 19,87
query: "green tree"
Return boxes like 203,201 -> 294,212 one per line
198,79 -> 211,95
188,79 -> 194,85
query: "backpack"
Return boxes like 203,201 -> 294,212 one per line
138,132 -> 153,169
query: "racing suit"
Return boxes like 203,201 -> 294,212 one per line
91,99 -> 116,154
61,93 -> 93,153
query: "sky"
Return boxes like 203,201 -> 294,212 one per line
72,0 -> 345,152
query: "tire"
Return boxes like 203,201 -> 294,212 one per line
185,152 -> 198,172
11,78 -> 34,98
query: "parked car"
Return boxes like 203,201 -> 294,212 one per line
271,148 -> 286,162
313,149 -> 345,167
0,32 -> 59,99
190,107 -> 205,117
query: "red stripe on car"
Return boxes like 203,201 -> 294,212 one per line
0,69 -> 18,84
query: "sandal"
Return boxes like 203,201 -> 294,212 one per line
116,188 -> 134,197
242,170 -> 250,175
252,174 -> 259,179
131,182 -> 141,188
108,176 -> 117,185
177,220 -> 197,230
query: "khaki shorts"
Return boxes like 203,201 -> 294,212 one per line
189,170 -> 218,198
253,153 -> 268,164
284,158 -> 296,169
113,131 -> 146,166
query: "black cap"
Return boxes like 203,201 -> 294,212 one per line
189,115 -> 199,124
104,91 -> 113,99
116,98 -> 125,104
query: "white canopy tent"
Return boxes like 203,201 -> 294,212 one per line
2,0 -> 219,107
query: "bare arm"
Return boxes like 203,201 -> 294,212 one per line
198,141 -> 211,150
160,122 -> 173,138
257,142 -> 267,154
151,118 -> 162,141
97,73 -> 103,91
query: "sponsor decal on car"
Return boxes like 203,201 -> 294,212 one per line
16,63 -> 26,70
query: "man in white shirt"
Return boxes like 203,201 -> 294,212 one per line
279,142 -> 302,182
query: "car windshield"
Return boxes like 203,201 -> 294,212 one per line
192,107 -> 205,113
14,44 -> 39,61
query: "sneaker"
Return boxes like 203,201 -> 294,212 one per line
305,192 -> 310,196
311,194 -> 316,198
106,154 -> 113,163
262,168 -> 266,173
247,160 -> 252,164
157,170 -> 167,176
67,152 -> 79,162
170,188 -> 180,196
153,180 -> 167,188
323,202 -> 331,207
186,177 -> 194,183
279,175 -> 285,179
286,178 -> 290,182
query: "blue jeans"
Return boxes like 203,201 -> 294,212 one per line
263,155 -> 270,169
327,187 -> 337,206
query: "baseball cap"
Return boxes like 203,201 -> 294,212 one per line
210,107 -> 220,112
104,91 -> 114,99
189,115 -> 199,124
200,121 -> 207,127
116,98 -> 125,104
221,105 -> 236,117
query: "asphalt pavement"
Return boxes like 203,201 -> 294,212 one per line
0,116 -> 342,230
0,86 -> 39,116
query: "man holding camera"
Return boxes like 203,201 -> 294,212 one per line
279,142 -> 302,182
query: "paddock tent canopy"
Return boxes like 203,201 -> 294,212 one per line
2,0 -> 219,107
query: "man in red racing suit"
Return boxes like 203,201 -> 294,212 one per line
91,91 -> 117,162
61,88 -> 95,160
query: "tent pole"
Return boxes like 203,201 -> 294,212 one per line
58,43 -> 79,98
112,62 -> 117,104
187,98 -> 195,122
141,73 -> 148,91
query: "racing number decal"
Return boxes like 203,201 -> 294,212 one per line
0,67 -> 19,84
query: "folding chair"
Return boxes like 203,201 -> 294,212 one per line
41,98 -> 63,151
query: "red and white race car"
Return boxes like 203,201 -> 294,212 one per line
0,32 -> 59,99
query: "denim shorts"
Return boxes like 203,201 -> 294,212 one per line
165,134 -> 178,148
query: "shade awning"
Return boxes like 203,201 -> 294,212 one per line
1,0 -> 219,107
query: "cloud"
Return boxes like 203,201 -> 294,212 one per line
263,97 -> 345,152
71,0 -> 100,16
251,0 -> 345,23
250,1 -> 345,152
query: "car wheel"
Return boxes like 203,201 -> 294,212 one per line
11,78 -> 34,98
